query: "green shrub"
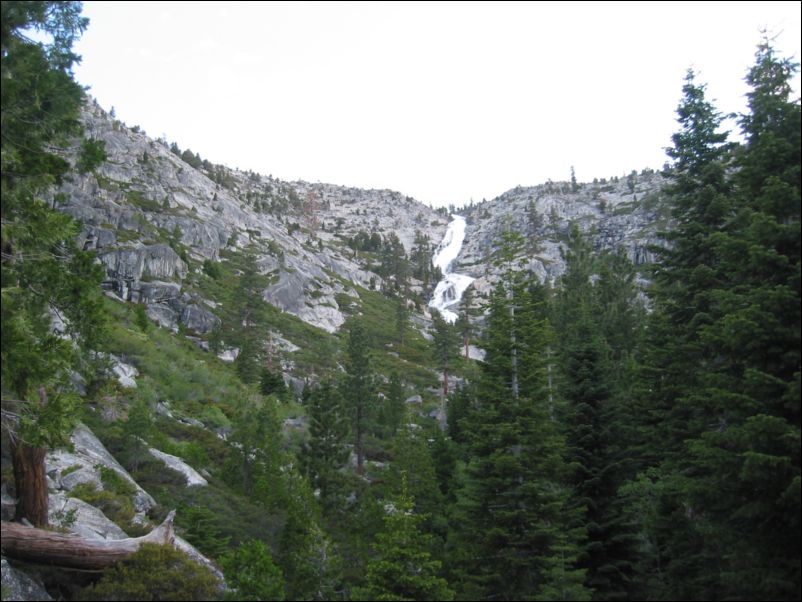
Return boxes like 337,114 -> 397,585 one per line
176,504 -> 231,559
220,539 -> 285,601
77,543 -> 220,601
69,481 -> 135,529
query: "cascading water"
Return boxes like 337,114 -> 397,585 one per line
428,215 -> 474,323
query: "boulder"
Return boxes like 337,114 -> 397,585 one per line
147,448 -> 207,487
0,558 -> 52,602
47,424 -> 156,514
178,303 -> 221,334
48,493 -> 129,541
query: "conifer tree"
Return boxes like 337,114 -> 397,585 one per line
628,66 -> 738,600
1,1 -> 107,527
455,286 -> 476,359
452,253 -> 589,601
679,40 -> 801,599
220,539 -> 285,601
561,311 -> 636,599
279,472 -> 343,601
345,320 -> 374,475
301,380 -> 350,512
640,68 -> 735,463
232,252 -> 271,384
386,416 -> 446,539
431,311 -> 459,398
377,372 -> 405,438
632,45 -> 801,600
225,395 -> 283,501
356,473 -> 454,601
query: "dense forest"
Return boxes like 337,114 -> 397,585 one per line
1,2 -> 799,601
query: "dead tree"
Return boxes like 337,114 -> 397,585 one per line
0,510 -> 176,571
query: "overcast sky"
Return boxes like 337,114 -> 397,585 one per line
73,1 -> 801,208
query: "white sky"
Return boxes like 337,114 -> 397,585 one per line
73,1 -> 801,208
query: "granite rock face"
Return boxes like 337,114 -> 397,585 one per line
459,173 -> 668,300
46,423 -> 156,514
56,102 -> 446,334
1,558 -> 52,602
57,103 -> 668,334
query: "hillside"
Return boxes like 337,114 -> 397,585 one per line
2,7 -> 798,600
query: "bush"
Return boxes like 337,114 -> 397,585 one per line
77,543 -> 220,601
220,540 -> 285,601
69,481 -> 135,530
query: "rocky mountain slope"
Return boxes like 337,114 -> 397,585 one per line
460,171 -> 669,298
55,101 -> 668,341
3,100 -> 673,600
57,101 -> 448,335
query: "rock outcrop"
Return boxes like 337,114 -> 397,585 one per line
459,172 -> 668,299
54,102 -> 448,336
56,102 -> 668,335
0,558 -> 52,602
46,423 -> 156,514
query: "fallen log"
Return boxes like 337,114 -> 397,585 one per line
0,510 -> 175,571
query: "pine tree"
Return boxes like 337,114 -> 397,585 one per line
593,248 -> 645,370
632,46 -> 801,600
395,295 -> 408,346
377,372 -> 405,438
345,320 -> 374,475
455,286 -> 476,359
627,66 -> 737,600
232,252 -> 271,385
431,311 -> 459,398
355,473 -> 454,601
225,395 -> 283,501
679,39 -> 801,600
452,259 -> 589,601
386,416 -> 446,540
640,68 -> 735,462
561,311 -> 635,600
220,539 -> 285,601
124,397 -> 154,473
1,1 -> 107,527
301,380 -> 350,512
279,472 -> 343,601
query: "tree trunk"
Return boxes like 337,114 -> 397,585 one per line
1,510 -> 176,571
356,404 -> 364,476
509,287 -> 519,400
11,440 -> 48,528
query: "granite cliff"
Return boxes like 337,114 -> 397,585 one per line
55,101 -> 668,337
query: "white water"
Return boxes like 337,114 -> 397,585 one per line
428,215 -> 474,323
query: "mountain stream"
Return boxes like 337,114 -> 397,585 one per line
428,215 -> 474,323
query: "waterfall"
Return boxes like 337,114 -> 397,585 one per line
428,215 -> 474,323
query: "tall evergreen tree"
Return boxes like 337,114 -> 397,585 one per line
279,472 -> 343,601
431,311 -> 459,398
627,67 -> 738,600
377,372 -> 405,438
355,473 -> 454,601
345,320 -> 374,475
679,40 -> 801,600
452,258 -> 589,601
561,312 -> 636,600
301,380 -> 350,512
455,286 -> 476,359
552,227 -> 638,600
232,251 -> 271,385
1,1 -> 107,527
631,46 -> 801,600
386,417 -> 446,540
224,395 -> 283,502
